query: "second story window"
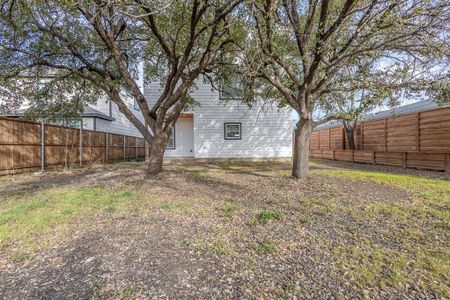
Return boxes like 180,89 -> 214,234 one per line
134,99 -> 140,111
219,74 -> 244,100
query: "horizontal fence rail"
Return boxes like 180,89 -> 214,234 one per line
0,117 -> 145,173
310,106 -> 450,172
311,149 -> 450,172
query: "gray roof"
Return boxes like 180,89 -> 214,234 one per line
3,108 -> 27,117
315,100 -> 448,130
82,107 -> 115,121
3,106 -> 114,121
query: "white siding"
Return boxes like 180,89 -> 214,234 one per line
89,95 -> 144,137
89,96 -> 110,115
82,117 -> 95,130
192,84 -> 292,158
86,63 -> 145,137
144,78 -> 293,158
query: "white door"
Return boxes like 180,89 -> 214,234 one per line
165,117 -> 195,157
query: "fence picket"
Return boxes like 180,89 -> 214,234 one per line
0,117 -> 145,173
309,106 -> 450,172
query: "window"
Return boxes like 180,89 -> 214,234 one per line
134,99 -> 140,111
166,126 -> 175,149
224,123 -> 241,140
219,74 -> 244,100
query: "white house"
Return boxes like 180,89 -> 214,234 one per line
145,79 -> 293,159
2,77 -> 293,159
88,77 -> 293,159
82,95 -> 145,137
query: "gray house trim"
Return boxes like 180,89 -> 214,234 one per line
3,106 -> 115,121
82,107 -> 115,121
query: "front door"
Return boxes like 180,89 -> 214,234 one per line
165,116 -> 194,157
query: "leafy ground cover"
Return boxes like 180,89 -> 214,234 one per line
0,159 -> 448,299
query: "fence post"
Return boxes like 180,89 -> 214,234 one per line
144,121 -> 150,161
328,128 -> 331,150
135,137 -> 138,160
41,119 -> 45,172
416,112 -> 420,151
317,130 -> 321,150
384,118 -> 387,151
89,131 -> 92,163
351,150 -> 354,162
445,153 -> 450,173
332,150 -> 335,160
79,119 -> 83,167
361,122 -> 365,150
105,132 -> 108,162
123,135 -> 126,161
372,151 -> 375,165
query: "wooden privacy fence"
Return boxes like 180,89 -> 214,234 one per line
310,106 -> 450,172
0,117 -> 145,173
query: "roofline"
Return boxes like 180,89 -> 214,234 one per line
1,111 -> 115,121
314,102 -> 450,131
82,112 -> 115,121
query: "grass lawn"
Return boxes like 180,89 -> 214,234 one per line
0,160 -> 448,299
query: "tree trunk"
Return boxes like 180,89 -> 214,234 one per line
343,121 -> 357,150
147,136 -> 166,175
292,118 -> 313,179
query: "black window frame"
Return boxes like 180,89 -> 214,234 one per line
224,122 -> 242,140
166,125 -> 176,149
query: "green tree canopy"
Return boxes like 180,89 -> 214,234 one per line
0,0 -> 244,173
236,0 -> 449,178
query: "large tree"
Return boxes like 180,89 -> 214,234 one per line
239,0 -> 449,178
0,0 -> 243,174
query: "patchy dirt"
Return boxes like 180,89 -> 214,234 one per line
0,160 -> 448,299
312,158 -> 450,180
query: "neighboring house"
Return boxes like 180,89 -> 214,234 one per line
314,99 -> 449,130
83,95 -> 144,137
3,95 -> 145,138
1,73 -> 145,138
145,78 -> 293,159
